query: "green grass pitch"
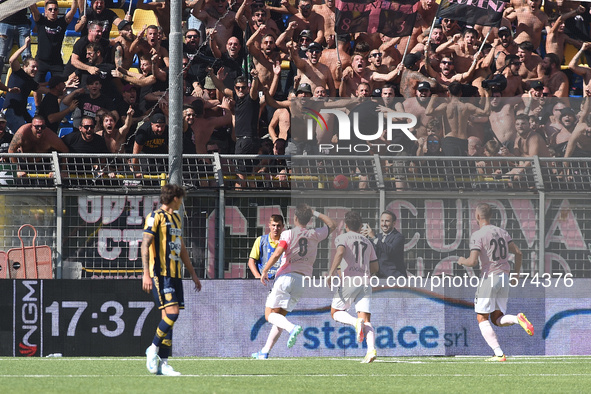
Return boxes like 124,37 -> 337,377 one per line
2,356 -> 591,393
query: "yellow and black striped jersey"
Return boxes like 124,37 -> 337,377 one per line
144,208 -> 183,278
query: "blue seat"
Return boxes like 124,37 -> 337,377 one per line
65,8 -> 81,37
26,97 -> 36,118
58,127 -> 74,138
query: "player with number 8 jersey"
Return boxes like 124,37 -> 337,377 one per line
260,204 -> 336,352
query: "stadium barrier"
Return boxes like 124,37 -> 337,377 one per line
0,153 -> 589,280
2,279 -> 589,357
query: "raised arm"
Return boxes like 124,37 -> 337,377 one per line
569,42 -> 591,76
65,0 -> 79,24
29,4 -> 41,22
9,36 -> 31,72
276,21 -> 297,53
435,34 -> 460,55
235,0 -> 251,31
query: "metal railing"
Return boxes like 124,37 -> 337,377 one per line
0,153 -> 589,280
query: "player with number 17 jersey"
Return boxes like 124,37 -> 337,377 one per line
335,231 -> 377,279
275,226 -> 329,277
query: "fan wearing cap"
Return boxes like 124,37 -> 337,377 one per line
286,0 -> 325,45
131,112 -> 168,176
340,52 -> 398,97
29,0 -> 79,83
75,0 -> 124,38
569,42 -> 591,98
38,76 -> 79,134
289,41 -> 336,97
504,0 -> 547,50
492,26 -> 518,71
399,52 -> 432,98
394,81 -> 435,140
8,116 -> 69,177
111,20 -> 137,70
0,113 -> 13,154
524,80 -> 545,98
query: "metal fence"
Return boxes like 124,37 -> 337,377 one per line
0,153 -> 589,279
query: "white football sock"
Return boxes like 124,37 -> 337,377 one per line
364,322 -> 376,352
267,313 -> 295,333
261,325 -> 283,354
479,320 -> 503,356
332,311 -> 358,326
496,314 -> 518,327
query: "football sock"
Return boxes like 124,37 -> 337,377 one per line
153,313 -> 178,347
496,314 -> 518,327
364,322 -> 376,352
261,325 -> 283,354
267,312 -> 295,333
479,320 -> 503,356
332,311 -> 357,326
158,331 -> 172,359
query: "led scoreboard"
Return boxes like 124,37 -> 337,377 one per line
1,280 -> 160,357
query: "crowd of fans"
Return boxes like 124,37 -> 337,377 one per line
0,0 -> 590,188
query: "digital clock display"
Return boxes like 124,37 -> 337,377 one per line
2,280 -> 160,357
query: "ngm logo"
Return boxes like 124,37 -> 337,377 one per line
304,106 -> 418,153
16,280 -> 40,357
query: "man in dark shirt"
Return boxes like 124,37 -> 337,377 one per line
76,43 -> 117,99
132,112 -> 168,176
62,115 -> 109,153
233,74 -> 261,188
38,75 -> 79,134
29,0 -> 79,81
3,38 -> 49,132
63,75 -> 116,128
362,210 -> 406,278
75,0 -> 122,38
62,115 -> 110,182
0,9 -> 31,71
64,21 -> 112,77
0,113 -> 13,154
